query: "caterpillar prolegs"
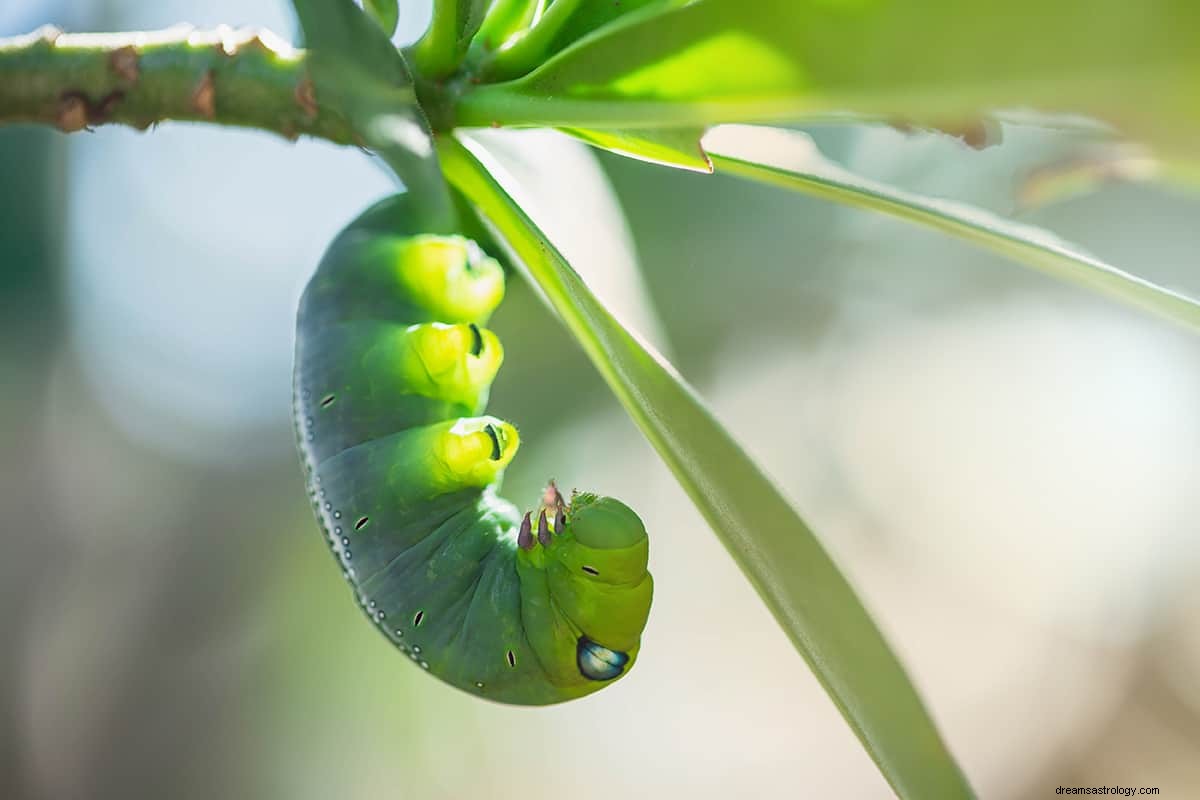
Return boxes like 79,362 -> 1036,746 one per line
293,195 -> 653,705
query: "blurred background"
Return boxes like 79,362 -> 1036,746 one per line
4,1 -> 1200,798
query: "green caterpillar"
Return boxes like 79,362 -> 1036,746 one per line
293,195 -> 653,705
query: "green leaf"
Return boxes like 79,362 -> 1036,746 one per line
293,0 -> 408,82
466,129 -> 672,347
292,0 -> 456,231
473,0 -> 538,51
703,125 -> 1200,332
456,0 -> 1200,158
437,133 -> 975,800
543,0 -> 687,56
485,0 -> 691,80
559,127 -> 712,172
363,0 -> 400,37
414,0 -> 495,76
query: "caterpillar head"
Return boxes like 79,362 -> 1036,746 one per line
516,488 -> 653,692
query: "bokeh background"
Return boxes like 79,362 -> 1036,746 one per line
4,1 -> 1200,797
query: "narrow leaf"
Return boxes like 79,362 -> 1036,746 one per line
455,0 -> 494,49
437,133 -> 975,800
545,0 -> 686,56
559,127 -> 712,172
414,0 -> 494,76
456,0 -> 1200,158
704,125 -> 1200,332
293,0 -> 407,82
473,0 -> 539,51
363,0 -> 400,37
497,0 -> 690,75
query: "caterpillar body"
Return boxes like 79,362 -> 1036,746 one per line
293,196 -> 653,705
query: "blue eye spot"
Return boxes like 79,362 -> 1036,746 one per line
576,636 -> 629,681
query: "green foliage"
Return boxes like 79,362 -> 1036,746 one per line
455,0 -> 1200,159
363,0 -> 400,36
276,0 -> 1200,793
540,0 -> 687,59
413,0 -> 494,76
13,0 -> 1200,793
704,125 -> 1200,332
559,127 -> 712,172
437,135 -> 976,799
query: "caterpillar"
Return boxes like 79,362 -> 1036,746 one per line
292,195 -> 653,705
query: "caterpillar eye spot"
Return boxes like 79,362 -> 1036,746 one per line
319,394 -> 336,408
581,565 -> 600,576
484,424 -> 502,460
506,650 -> 516,668
576,637 -> 629,682
413,610 -> 425,627
467,323 -> 484,356
354,516 -> 369,530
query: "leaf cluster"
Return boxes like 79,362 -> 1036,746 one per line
290,2 -> 1200,796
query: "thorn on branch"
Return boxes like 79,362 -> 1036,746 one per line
56,89 -> 126,131
191,71 -> 216,118
294,78 -> 318,120
56,93 -> 88,132
108,46 -> 139,82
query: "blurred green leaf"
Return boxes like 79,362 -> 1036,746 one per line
293,0 -> 407,82
457,0 -> 1200,158
484,0 -> 691,81
543,0 -> 687,57
1015,143 -> 1162,210
559,127 -> 711,172
438,133 -> 975,800
292,0 -> 456,231
363,0 -> 400,37
1014,143 -> 1200,210
704,125 -> 1200,332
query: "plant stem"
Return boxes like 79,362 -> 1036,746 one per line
411,0 -> 463,79
452,81 -> 811,129
484,0 -> 581,81
0,26 -> 357,143
474,0 -> 544,52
